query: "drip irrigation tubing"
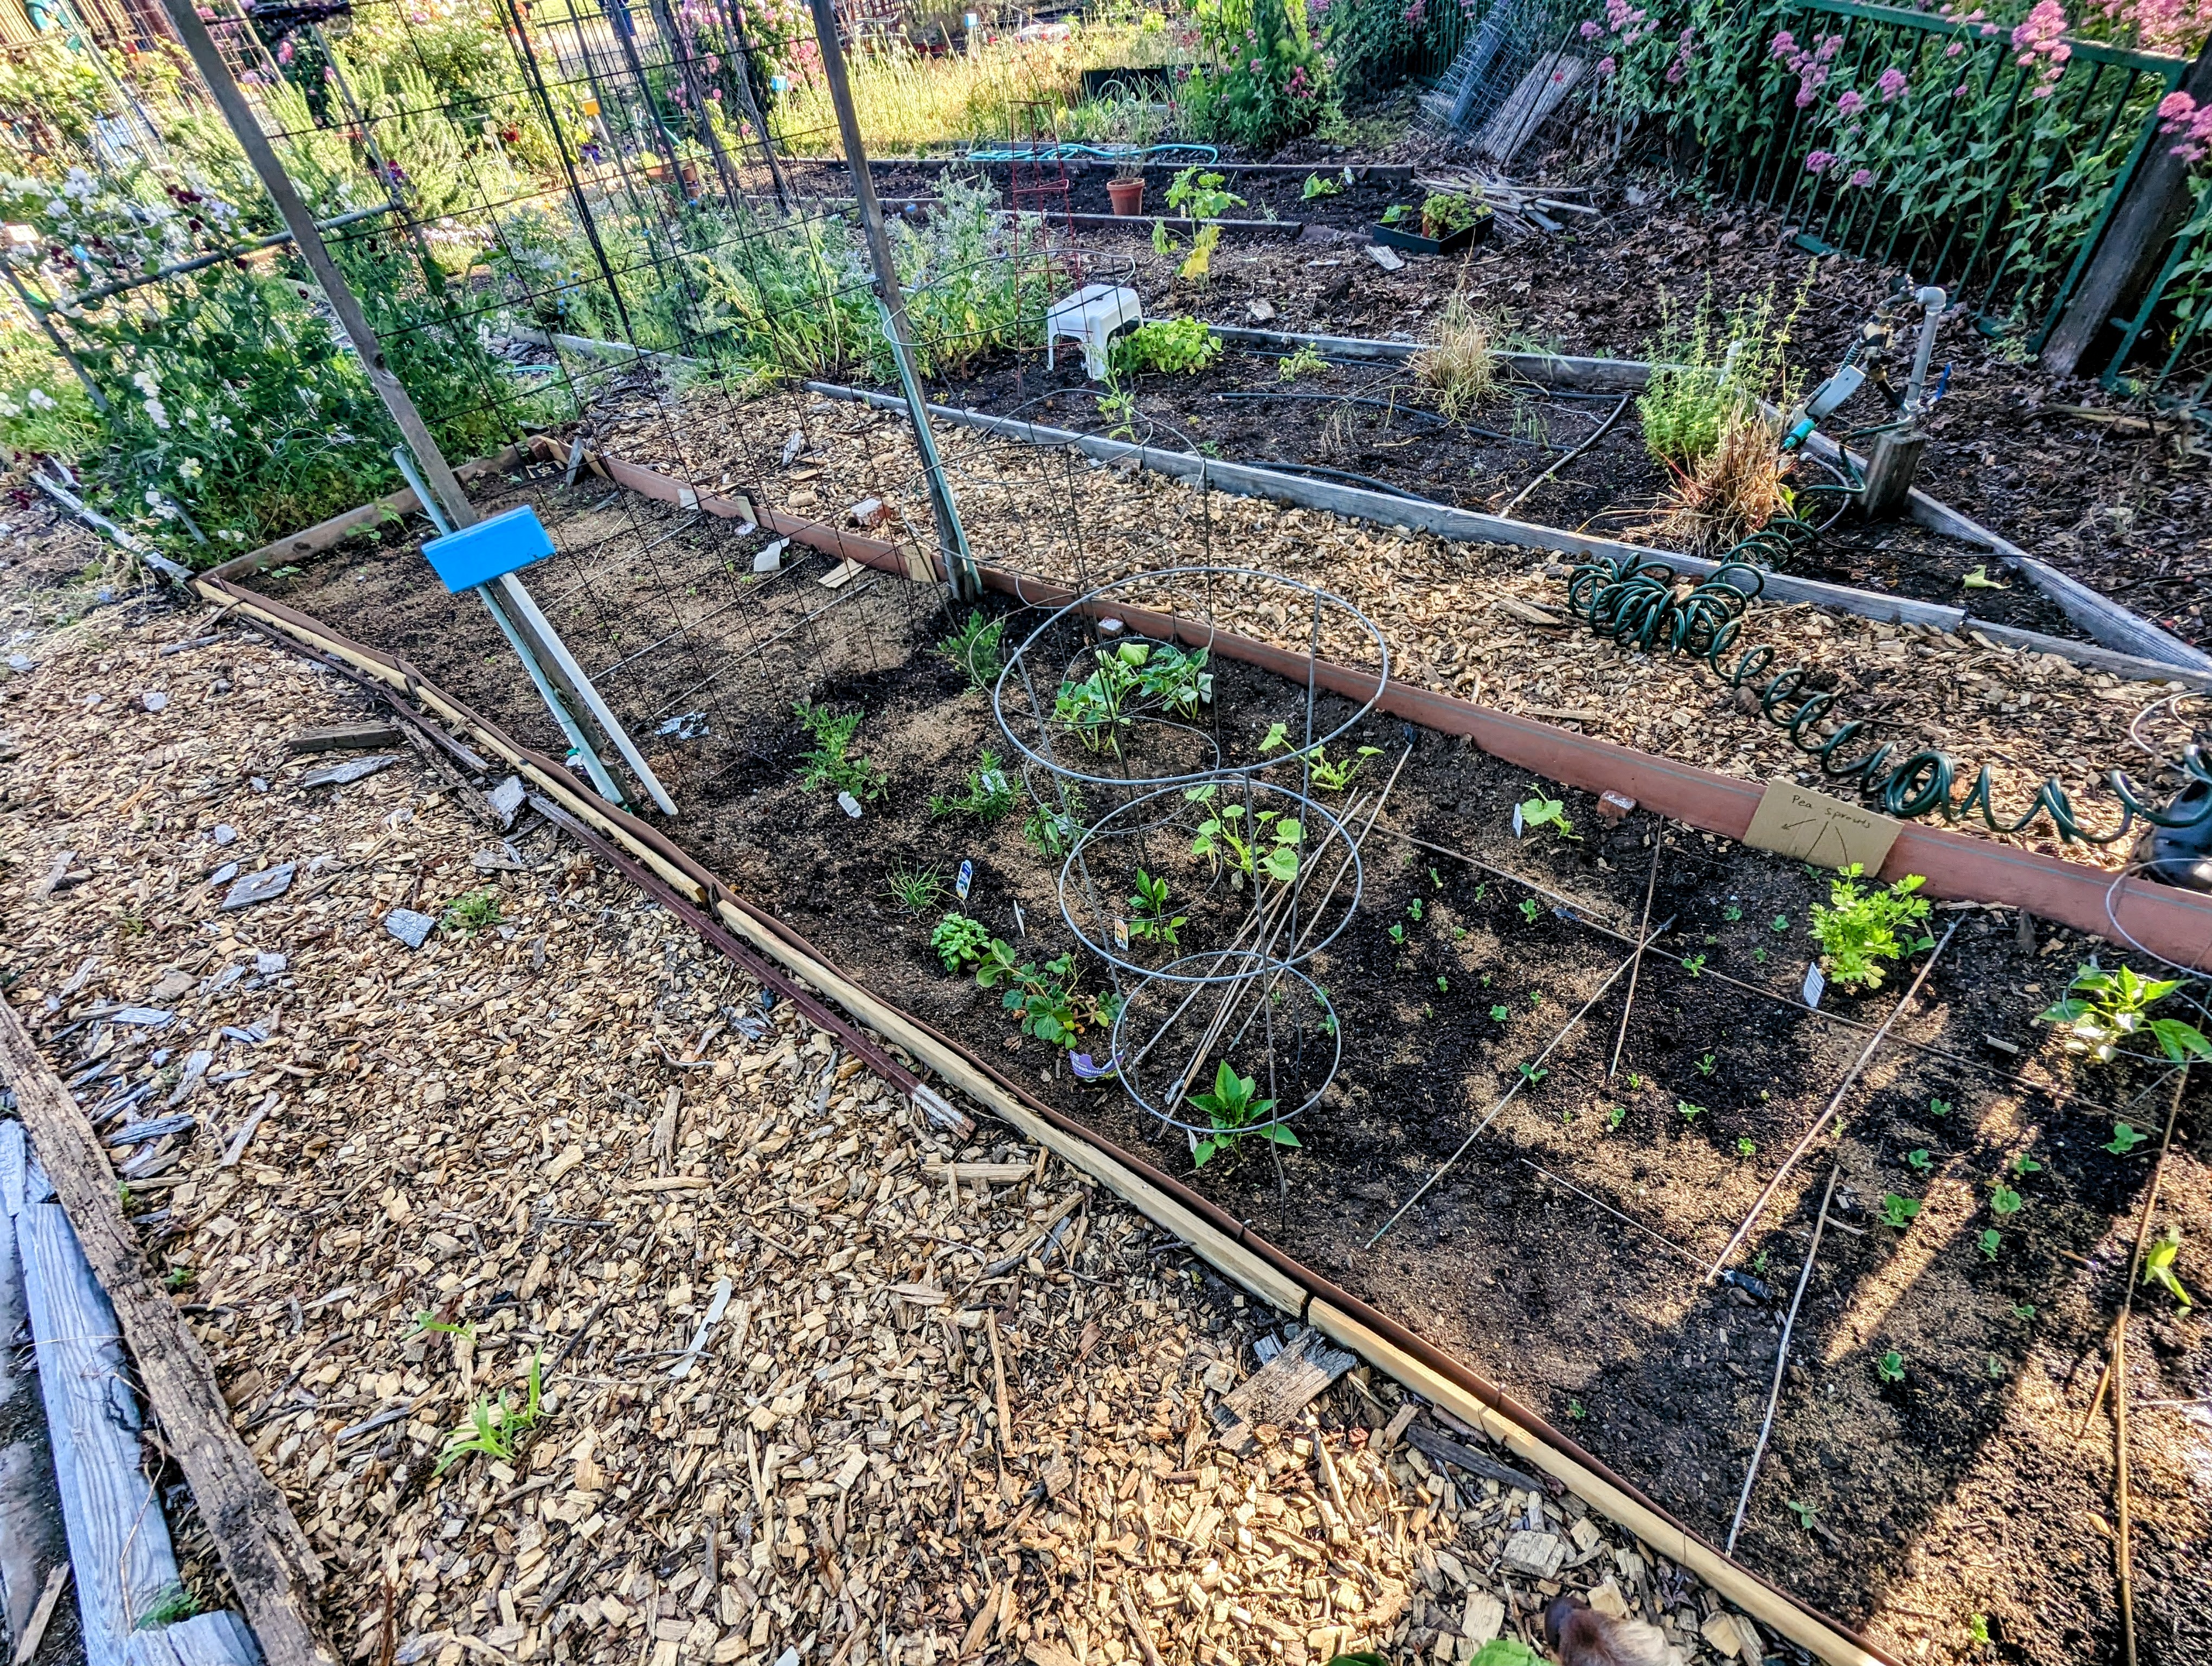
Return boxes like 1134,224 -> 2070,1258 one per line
1246,460 -> 1448,504
1211,389 -> 1566,447
1565,551 -> 2212,847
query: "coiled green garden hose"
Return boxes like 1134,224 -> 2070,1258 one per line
1564,550 -> 2212,846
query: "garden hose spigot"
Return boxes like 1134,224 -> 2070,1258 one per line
1904,285 -> 1948,419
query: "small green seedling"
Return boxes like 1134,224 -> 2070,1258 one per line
1519,1062 -> 1549,1085
2011,1303 -> 2036,1321
1989,1184 -> 2022,1216
136,1584 -> 200,1627
931,912 -> 994,972
2144,1226 -> 2191,1310
1407,898 -> 1425,922
1278,343 -> 1329,379
1566,1398 -> 1585,1420
1388,923 -> 1405,944
1753,949 -> 1769,964
929,749 -> 1019,822
438,1353 -> 545,1475
794,699 -> 888,801
2039,960 -> 2212,1064
1189,1059 -> 1293,1168
1967,1615 -> 1991,1647
1985,1354 -> 2005,1380
2104,1122 -> 2149,1155
442,889 -> 502,935
1127,869 -> 1186,947
1529,990 -> 1545,1009
1907,1148 -> 1933,1173
1696,1052 -> 1716,1076
1626,1073 -> 1642,1090
1489,1003 -> 1509,1021
886,864 -> 946,914
1677,1100 -> 1705,1122
1977,1228 -> 2002,1261
1875,1350 -> 1906,1384
1808,864 -> 1933,991
1454,926 -> 1468,942
1516,787 -> 1578,841
937,610 -> 1005,689
1436,975 -> 1449,994
1309,745 -> 1382,791
1736,1137 -> 1756,1157
1930,1097 -> 1952,1118
1722,904 -> 1744,922
1771,914 -> 1790,933
1300,172 -> 1343,200
410,1310 -> 478,1343
1682,953 -> 1708,978
2012,1152 -> 2043,1177
1784,1500 -> 1818,1530
1879,1193 -> 1921,1229
1429,867 -> 1443,889
1606,1106 -> 1628,1131
1519,897 -> 1542,925
1753,1250 -> 1770,1274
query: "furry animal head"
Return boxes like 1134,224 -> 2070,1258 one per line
1542,1594 -> 1673,1666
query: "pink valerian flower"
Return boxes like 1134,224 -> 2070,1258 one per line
1817,33 -> 1843,58
1805,149 -> 1836,173
1954,82 -> 1971,95
1837,88 -> 1866,115
1877,66 -> 1909,99
1402,0 -> 1425,20
2010,0 -> 2069,94
1597,55 -> 1617,74
1849,167 -> 1874,186
1946,40 -> 1965,55
2159,91 -> 2212,163
1581,18 -> 1601,37
1771,28 -> 1797,55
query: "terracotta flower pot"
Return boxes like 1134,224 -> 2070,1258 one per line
1108,177 -> 1146,216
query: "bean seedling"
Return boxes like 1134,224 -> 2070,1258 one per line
1875,1350 -> 1906,1383
1187,786 -> 1300,888
2144,1226 -> 2191,1309
1784,1500 -> 1818,1530
1518,897 -> 1541,925
2104,1122 -> 2149,1155
1907,1148 -> 1933,1173
1127,870 -> 1186,947
1879,1193 -> 1921,1229
1977,1229 -> 2002,1261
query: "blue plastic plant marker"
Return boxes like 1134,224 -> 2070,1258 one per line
421,505 -> 558,593
956,860 -> 973,902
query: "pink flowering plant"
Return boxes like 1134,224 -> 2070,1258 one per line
1185,0 -> 1332,151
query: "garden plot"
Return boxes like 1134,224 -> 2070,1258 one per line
561,387 -> 2197,870
242,491 -> 2211,1665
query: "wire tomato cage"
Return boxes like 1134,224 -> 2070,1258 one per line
989,564 -> 1390,1164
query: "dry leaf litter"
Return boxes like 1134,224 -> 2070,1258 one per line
0,600 -> 1792,1666
577,380 -> 2190,873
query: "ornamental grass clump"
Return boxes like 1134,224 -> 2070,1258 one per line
1410,294 -> 1500,420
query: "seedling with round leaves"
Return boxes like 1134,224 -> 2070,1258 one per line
1677,1100 -> 1705,1122
1735,1137 -> 1756,1157
1907,1148 -> 1933,1174
1808,864 -> 1932,991
1516,787 -> 1578,842
1681,952 -> 1707,977
1517,896 -> 1542,925
1784,1500 -> 1819,1530
1605,1106 -> 1628,1131
1875,1349 -> 1906,1384
1189,1059 -> 1293,1168
1879,1193 -> 1921,1229
1977,1228 -> 2002,1261
2036,961 -> 2211,1065
2104,1122 -> 2150,1155
1488,1003 -> 1509,1021
1989,1183 -> 2023,1217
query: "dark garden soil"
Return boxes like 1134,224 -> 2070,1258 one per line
254,504 -> 2212,1666
825,151 -> 2209,651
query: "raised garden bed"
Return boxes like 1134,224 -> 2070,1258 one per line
233,458 -> 2212,1666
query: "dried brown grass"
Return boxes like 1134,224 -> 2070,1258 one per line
1654,413 -> 1796,550
1410,294 -> 1499,420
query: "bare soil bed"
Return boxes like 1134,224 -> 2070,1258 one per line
243,509 -> 2212,1666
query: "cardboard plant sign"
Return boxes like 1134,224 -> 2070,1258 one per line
1742,779 -> 1902,873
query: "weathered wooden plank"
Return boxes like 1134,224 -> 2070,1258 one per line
0,1001 -> 336,1666
1212,1328 -> 1359,1449
16,1202 -> 182,1666
285,722 -> 401,755
123,1610 -> 263,1666
1404,1420 -> 1549,1495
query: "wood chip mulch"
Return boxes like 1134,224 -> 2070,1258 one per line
0,594 -> 1798,1666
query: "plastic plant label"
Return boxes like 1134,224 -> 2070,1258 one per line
1114,918 -> 1130,952
1742,779 -> 1902,873
982,770 -> 1008,798
956,859 -> 973,901
1512,803 -> 1525,837
1803,962 -> 1827,1010
837,791 -> 862,819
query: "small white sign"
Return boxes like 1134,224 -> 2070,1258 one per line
837,791 -> 861,818
1512,803 -> 1525,837
956,859 -> 973,901
1114,918 -> 1130,952
1802,962 -> 1827,1009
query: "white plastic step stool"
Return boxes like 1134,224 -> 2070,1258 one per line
1046,283 -> 1143,380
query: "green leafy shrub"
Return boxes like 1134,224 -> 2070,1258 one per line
931,912 -> 993,972
1808,864 -> 1932,991
1110,316 -> 1221,376
1181,0 -> 1329,153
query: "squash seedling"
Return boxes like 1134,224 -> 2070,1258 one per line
1519,1062 -> 1548,1086
1879,1193 -> 1921,1229
2104,1122 -> 2149,1155
1929,1097 -> 1951,1117
1875,1350 -> 1906,1383
1516,787 -> 1578,841
2037,960 -> 2212,1064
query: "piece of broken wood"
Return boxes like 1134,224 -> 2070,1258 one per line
285,722 -> 401,754
0,997 -> 336,1666
1213,1329 -> 1359,1451
1404,1421 -> 1549,1495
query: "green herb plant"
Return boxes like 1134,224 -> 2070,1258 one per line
442,888 -> 502,935
793,700 -> 886,801
885,864 -> 944,914
1127,870 -> 1185,947
1299,172 -> 1342,200
1110,314 -> 1223,375
931,912 -> 994,973
937,610 -> 1004,689
1278,343 -> 1329,380
438,1353 -> 545,1476
929,750 -> 1018,822
1808,865 -> 1933,991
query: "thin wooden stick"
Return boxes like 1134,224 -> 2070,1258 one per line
1703,922 -> 1958,1283
2078,1063 -> 2192,1434
1726,1161 -> 1842,1554
1607,823 -> 1666,1079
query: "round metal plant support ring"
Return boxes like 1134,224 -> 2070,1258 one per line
990,566 -> 1392,792
1053,778 -> 1362,984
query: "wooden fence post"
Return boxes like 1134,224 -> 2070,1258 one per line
2042,37 -> 2212,380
